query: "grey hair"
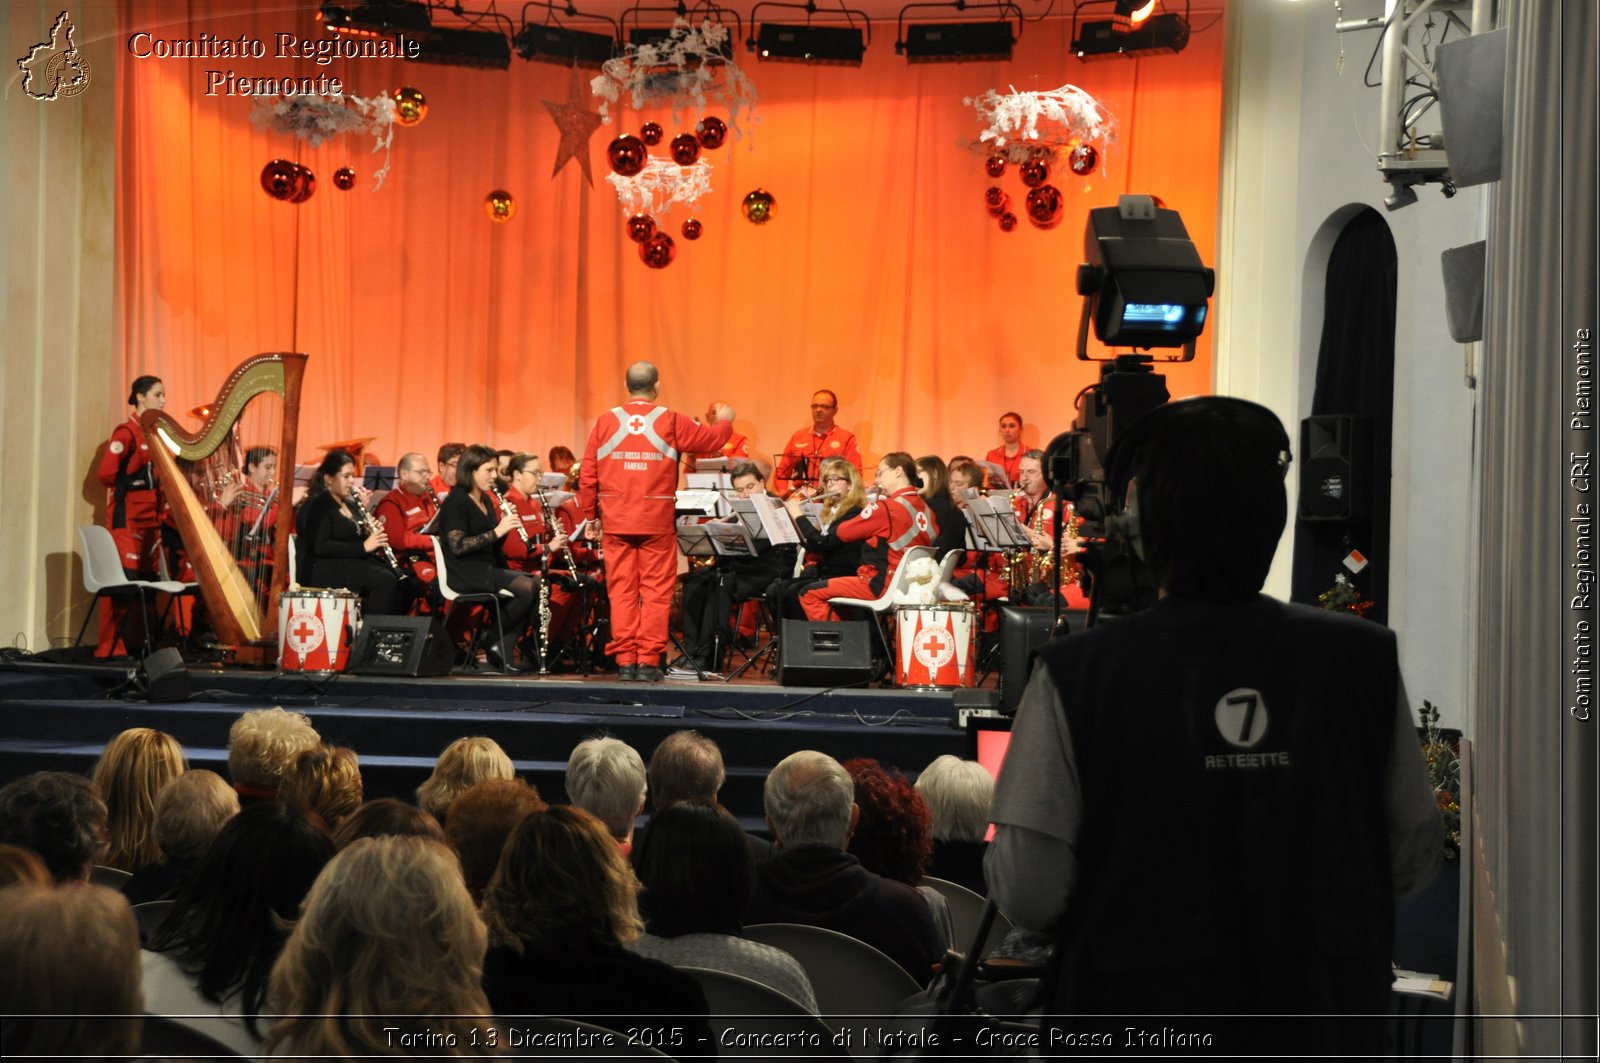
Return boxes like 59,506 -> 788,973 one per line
763,751 -> 854,849
565,736 -> 647,840
914,755 -> 993,843
155,769 -> 240,862
647,730 -> 725,808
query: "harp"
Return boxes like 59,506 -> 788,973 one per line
141,354 -> 307,661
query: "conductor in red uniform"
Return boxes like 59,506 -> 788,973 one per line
578,362 -> 735,682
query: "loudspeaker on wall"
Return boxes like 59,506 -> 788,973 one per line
1298,415 -> 1371,522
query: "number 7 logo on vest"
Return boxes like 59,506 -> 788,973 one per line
1213,688 -> 1269,748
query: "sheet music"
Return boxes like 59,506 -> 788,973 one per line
686,471 -> 732,491
801,501 -> 825,526
693,457 -> 733,473
543,489 -> 575,509
747,493 -> 801,545
540,472 -> 568,489
675,522 -> 716,557
728,498 -> 766,541
982,462 -> 1012,490
675,488 -> 722,516
704,519 -> 758,556
966,496 -> 1030,550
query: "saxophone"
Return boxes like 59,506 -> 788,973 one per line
1026,497 -> 1083,587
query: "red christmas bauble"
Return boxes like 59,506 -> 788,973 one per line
984,155 -> 1006,179
333,166 -> 356,191
998,212 -> 1018,232
696,116 -> 727,150
984,185 -> 1006,209
640,121 -> 664,146
1069,144 -> 1098,176
1020,159 -> 1050,188
681,218 -> 703,240
260,159 -> 297,201
639,232 -> 677,269
287,164 -> 316,204
1025,184 -> 1064,229
669,133 -> 701,166
608,135 -> 648,177
986,191 -> 1011,218
626,214 -> 657,244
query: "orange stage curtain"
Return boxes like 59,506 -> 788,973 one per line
115,2 -> 1224,468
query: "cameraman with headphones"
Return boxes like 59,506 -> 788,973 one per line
984,397 -> 1442,1054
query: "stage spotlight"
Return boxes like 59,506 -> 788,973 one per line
1074,194 -> 1213,360
747,2 -> 869,66
897,21 -> 1015,62
1072,0 -> 1190,61
412,26 -> 512,69
514,23 -> 618,66
318,1 -> 432,37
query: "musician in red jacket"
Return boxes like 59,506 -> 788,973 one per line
800,452 -> 937,622
577,362 -> 734,682
772,390 -> 862,497
680,398 -> 752,473
373,452 -> 441,609
94,374 -> 166,656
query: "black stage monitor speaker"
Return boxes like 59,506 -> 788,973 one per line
776,620 -> 875,687
999,606 -> 1058,716
1298,415 -> 1370,522
349,614 -> 455,677
141,646 -> 191,702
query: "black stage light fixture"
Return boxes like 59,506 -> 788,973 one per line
1071,0 -> 1190,61
514,23 -> 618,66
752,23 -> 865,65
1075,194 -> 1213,360
411,26 -> 513,69
319,1 -> 433,37
900,20 -> 1015,62
629,26 -> 736,59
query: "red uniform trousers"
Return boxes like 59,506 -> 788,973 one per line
97,516 -> 164,657
801,565 -> 884,622
601,531 -> 677,666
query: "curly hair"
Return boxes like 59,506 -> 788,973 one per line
265,836 -> 494,1058
843,758 -> 933,886
92,727 -> 187,871
0,772 -> 107,881
480,805 -> 643,954
279,745 -> 363,832
444,778 -> 546,903
416,737 -> 515,821
227,708 -> 320,793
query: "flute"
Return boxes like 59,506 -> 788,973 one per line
348,491 -> 405,579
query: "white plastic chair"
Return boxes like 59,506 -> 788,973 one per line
73,525 -> 192,657
822,545 -> 935,683
742,922 -> 926,1020
920,875 -> 1012,958
678,968 -> 846,1057
431,536 -> 514,674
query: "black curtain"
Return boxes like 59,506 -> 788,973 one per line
1290,208 -> 1397,622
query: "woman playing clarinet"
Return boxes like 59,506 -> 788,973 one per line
294,450 -> 404,615
437,444 -> 537,671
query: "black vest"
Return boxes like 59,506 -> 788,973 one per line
1038,596 -> 1399,1039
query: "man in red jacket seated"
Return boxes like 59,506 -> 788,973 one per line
578,362 -> 734,682
372,452 -> 440,611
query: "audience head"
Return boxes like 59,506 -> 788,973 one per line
915,755 -> 994,844
227,707 -> 321,798
92,726 -> 187,871
416,736 -> 515,822
763,751 -> 857,851
565,736 -> 646,844
0,771 -> 107,882
266,836 -> 490,1058
445,778 -> 547,903
278,744 -> 363,833
0,884 -> 143,1058
155,769 -> 240,864
149,802 -> 333,1026
843,758 -> 932,886
1116,396 -> 1292,600
914,455 -> 949,502
333,798 -> 446,851
0,844 -> 52,889
647,730 -> 725,809
633,799 -> 752,938
481,805 -> 643,953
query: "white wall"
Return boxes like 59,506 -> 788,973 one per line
1219,0 -> 1482,731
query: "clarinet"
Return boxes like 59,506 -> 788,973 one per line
348,491 -> 405,580
488,485 -> 535,550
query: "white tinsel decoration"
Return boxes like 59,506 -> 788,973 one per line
964,84 -> 1116,163
605,156 -> 713,218
590,18 -> 757,139
249,92 -> 398,189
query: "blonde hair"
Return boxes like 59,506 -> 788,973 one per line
415,737 -> 515,820
227,708 -> 320,792
0,884 -> 143,1057
92,727 -> 187,871
265,836 -> 493,1058
279,745 -> 364,832
481,805 -> 643,953
819,458 -> 867,525
155,769 -> 240,862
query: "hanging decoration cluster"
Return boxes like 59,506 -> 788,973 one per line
965,84 -> 1115,233
606,116 -> 730,269
590,19 -> 758,138
249,89 -> 404,201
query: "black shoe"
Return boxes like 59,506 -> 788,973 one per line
484,646 -> 512,673
617,664 -> 638,681
635,665 -> 665,682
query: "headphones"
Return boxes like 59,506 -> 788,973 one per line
1101,396 -> 1293,560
